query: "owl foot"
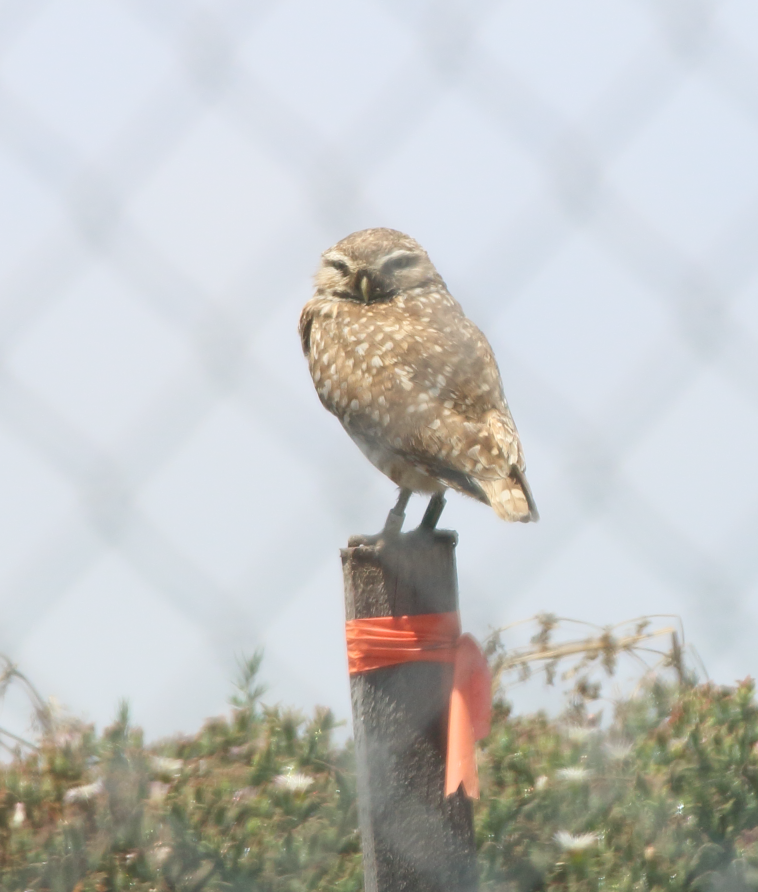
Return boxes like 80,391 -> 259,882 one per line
419,493 -> 446,530
348,488 -> 412,547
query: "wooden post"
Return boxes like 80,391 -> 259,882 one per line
341,528 -> 478,892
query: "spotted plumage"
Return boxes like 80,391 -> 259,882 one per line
299,228 -> 538,525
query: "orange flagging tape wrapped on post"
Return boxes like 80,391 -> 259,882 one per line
345,611 -> 491,799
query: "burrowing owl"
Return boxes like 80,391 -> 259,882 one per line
299,228 -> 538,532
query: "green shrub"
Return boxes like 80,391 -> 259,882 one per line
4,654 -> 758,891
0,655 -> 360,892
478,679 -> 758,891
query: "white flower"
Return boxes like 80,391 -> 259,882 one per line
534,775 -> 549,791
556,766 -> 592,783
64,778 -> 103,803
11,802 -> 25,827
150,756 -> 184,777
555,831 -> 599,851
605,742 -> 633,761
273,772 -> 314,792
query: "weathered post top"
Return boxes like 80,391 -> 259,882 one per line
344,528 -> 458,619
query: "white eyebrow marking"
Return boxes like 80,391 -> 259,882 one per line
381,250 -> 413,264
379,249 -> 419,271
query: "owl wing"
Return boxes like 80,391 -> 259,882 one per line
391,311 -> 525,465
386,313 -> 538,521
396,407 -> 538,521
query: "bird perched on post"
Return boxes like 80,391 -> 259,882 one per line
299,228 -> 538,533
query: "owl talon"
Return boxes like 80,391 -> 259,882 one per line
420,493 -> 446,530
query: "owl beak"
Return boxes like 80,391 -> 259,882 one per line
359,272 -> 371,302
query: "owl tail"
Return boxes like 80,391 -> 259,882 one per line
479,467 -> 539,523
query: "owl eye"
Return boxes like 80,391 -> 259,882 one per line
324,257 -> 351,276
380,252 -> 419,275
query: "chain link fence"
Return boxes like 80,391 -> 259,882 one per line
0,0 -> 757,741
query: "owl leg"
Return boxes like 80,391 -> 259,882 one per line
420,492 -> 446,530
348,488 -> 412,547
383,487 -> 412,537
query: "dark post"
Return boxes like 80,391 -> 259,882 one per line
341,528 -> 478,892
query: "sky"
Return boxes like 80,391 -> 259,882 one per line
0,0 -> 757,743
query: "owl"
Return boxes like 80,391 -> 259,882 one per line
299,228 -> 538,533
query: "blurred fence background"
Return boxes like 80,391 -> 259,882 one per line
0,0 -> 757,742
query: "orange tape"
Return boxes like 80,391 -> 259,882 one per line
345,611 -> 491,798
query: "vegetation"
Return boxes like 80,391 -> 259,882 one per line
478,678 -> 758,892
0,654 -> 360,892
3,622 -> 758,891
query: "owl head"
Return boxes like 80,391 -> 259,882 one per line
314,228 -> 444,304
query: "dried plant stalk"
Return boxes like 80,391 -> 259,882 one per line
485,613 -> 694,703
